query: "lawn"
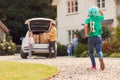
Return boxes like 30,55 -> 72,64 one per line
0,61 -> 58,80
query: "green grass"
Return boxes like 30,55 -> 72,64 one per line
0,61 -> 58,80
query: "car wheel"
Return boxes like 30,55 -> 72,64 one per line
20,49 -> 27,59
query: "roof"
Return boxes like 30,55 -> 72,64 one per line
102,19 -> 114,24
0,21 -> 9,33
25,18 -> 55,24
52,0 -> 59,6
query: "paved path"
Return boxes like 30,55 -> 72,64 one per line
0,54 -> 120,80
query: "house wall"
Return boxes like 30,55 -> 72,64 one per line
56,0 -> 118,45
0,27 -> 5,41
103,0 -> 118,27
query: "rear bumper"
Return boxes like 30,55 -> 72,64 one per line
22,44 -> 56,54
23,48 -> 49,53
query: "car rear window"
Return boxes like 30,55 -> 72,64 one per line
30,20 -> 50,33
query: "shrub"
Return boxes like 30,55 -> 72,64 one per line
57,42 -> 67,56
93,51 -> 98,57
6,32 -> 12,42
7,41 -> 16,55
73,44 -> 88,57
80,50 -> 108,57
93,50 -> 110,57
102,41 -> 112,54
102,39 -> 120,56
103,53 -> 109,57
0,43 -> 6,55
109,53 -> 120,58
80,50 -> 89,57
106,23 -> 120,53
102,27 -> 111,40
116,24 -> 120,41
0,39 -> 3,43
0,41 -> 16,55
110,40 -> 120,53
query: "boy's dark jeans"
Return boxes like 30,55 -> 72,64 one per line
49,41 -> 56,58
88,36 -> 103,66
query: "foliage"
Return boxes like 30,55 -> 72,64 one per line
109,40 -> 120,53
116,24 -> 120,41
73,43 -> 88,57
115,16 -> 120,42
94,51 -> 98,57
0,40 -> 16,55
6,32 -> 12,42
0,0 -> 56,45
102,27 -> 111,40
102,22 -> 120,53
0,39 -> 3,43
80,50 -> 89,57
109,53 -> 120,58
0,61 -> 58,80
102,40 -> 120,55
101,17 -> 120,56
117,16 -> 120,23
102,41 -> 112,54
57,42 -> 68,56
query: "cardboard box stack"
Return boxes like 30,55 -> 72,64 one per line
40,33 -> 50,44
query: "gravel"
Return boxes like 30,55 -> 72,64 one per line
0,54 -> 120,80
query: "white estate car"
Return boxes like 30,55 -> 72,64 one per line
20,18 -> 56,59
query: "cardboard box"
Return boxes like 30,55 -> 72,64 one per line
40,33 -> 50,44
33,34 -> 39,44
36,35 -> 39,44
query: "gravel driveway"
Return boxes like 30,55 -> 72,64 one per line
0,54 -> 120,80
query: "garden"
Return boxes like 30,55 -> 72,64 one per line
0,33 -> 16,55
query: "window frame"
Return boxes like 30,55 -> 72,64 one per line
96,0 -> 105,9
67,29 -> 77,43
66,0 -> 78,15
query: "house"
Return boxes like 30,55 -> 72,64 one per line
0,21 -> 9,41
52,0 -> 120,45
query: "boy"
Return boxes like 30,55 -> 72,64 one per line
84,6 -> 105,70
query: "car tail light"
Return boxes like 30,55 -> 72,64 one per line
24,46 -> 29,48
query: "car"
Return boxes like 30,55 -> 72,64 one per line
20,18 -> 56,59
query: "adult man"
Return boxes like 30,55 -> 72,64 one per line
48,21 -> 57,58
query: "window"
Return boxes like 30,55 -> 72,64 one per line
96,0 -> 105,9
68,30 -> 77,43
67,0 -> 78,14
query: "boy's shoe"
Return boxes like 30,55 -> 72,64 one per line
87,66 -> 96,70
91,66 -> 96,70
99,58 -> 105,70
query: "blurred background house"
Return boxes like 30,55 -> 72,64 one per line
0,21 -> 9,41
52,0 -> 120,45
